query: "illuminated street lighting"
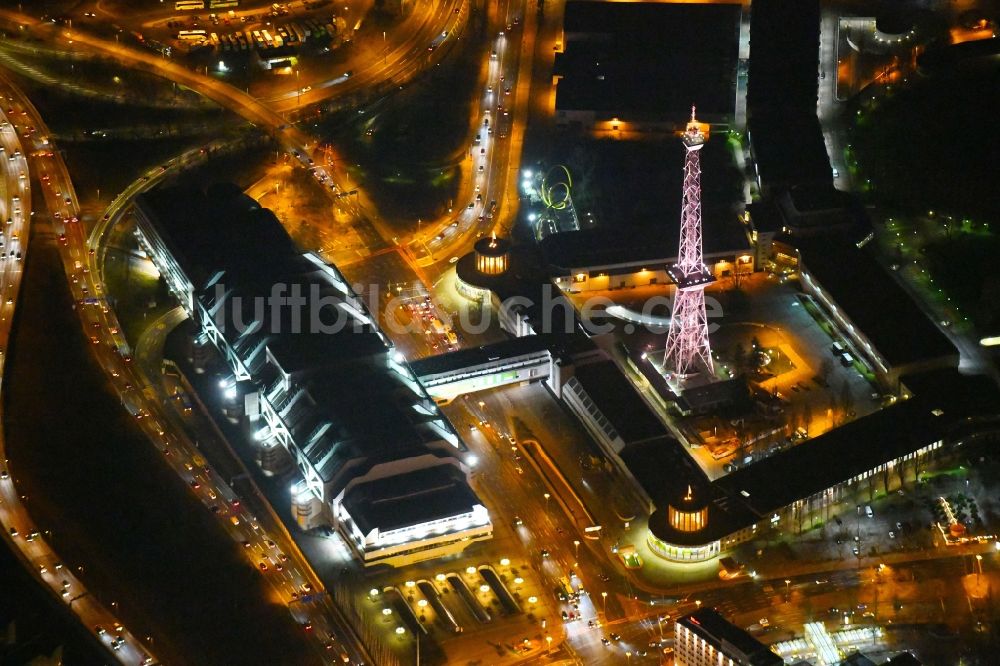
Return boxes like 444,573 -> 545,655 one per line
500,558 -> 510,566
657,614 -> 669,639
601,591 -> 607,615
466,566 -> 477,575
573,540 -> 580,558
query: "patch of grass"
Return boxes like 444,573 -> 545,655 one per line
102,227 -> 174,347
314,32 -> 486,227
923,233 -> 1000,331
851,62 -> 1000,221
538,135 -> 744,237
62,138 -> 208,204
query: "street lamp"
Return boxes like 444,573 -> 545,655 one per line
601,591 -> 608,615
543,492 -> 551,509
976,554 -> 983,583
573,540 -> 580,558
658,614 -> 669,639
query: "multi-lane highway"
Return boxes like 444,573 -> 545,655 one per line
91,0 -> 468,114
0,8 -> 400,253
0,64 -> 369,662
0,2 -> 519,319
0,75 -> 157,666
263,0 -> 471,113
404,0 -> 532,269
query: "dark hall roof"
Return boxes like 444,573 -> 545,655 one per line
714,396 -> 948,518
799,236 -> 957,368
540,224 -> 749,273
342,464 -> 482,535
555,2 -> 739,120
572,360 -> 670,445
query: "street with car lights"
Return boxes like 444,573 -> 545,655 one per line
0,0 -> 997,663
0,74 -> 158,665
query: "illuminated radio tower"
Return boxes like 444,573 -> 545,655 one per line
664,106 -> 715,378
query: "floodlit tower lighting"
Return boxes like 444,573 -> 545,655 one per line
664,106 -> 715,378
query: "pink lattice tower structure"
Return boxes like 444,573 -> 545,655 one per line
664,107 -> 715,379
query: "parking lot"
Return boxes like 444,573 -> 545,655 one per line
572,273 -> 883,481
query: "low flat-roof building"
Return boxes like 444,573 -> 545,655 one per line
675,608 -> 783,666
541,225 -> 753,294
798,236 -> 959,387
337,463 -> 490,563
133,184 -> 491,567
645,390 -> 960,562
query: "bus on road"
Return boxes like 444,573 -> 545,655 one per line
177,30 -> 208,42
